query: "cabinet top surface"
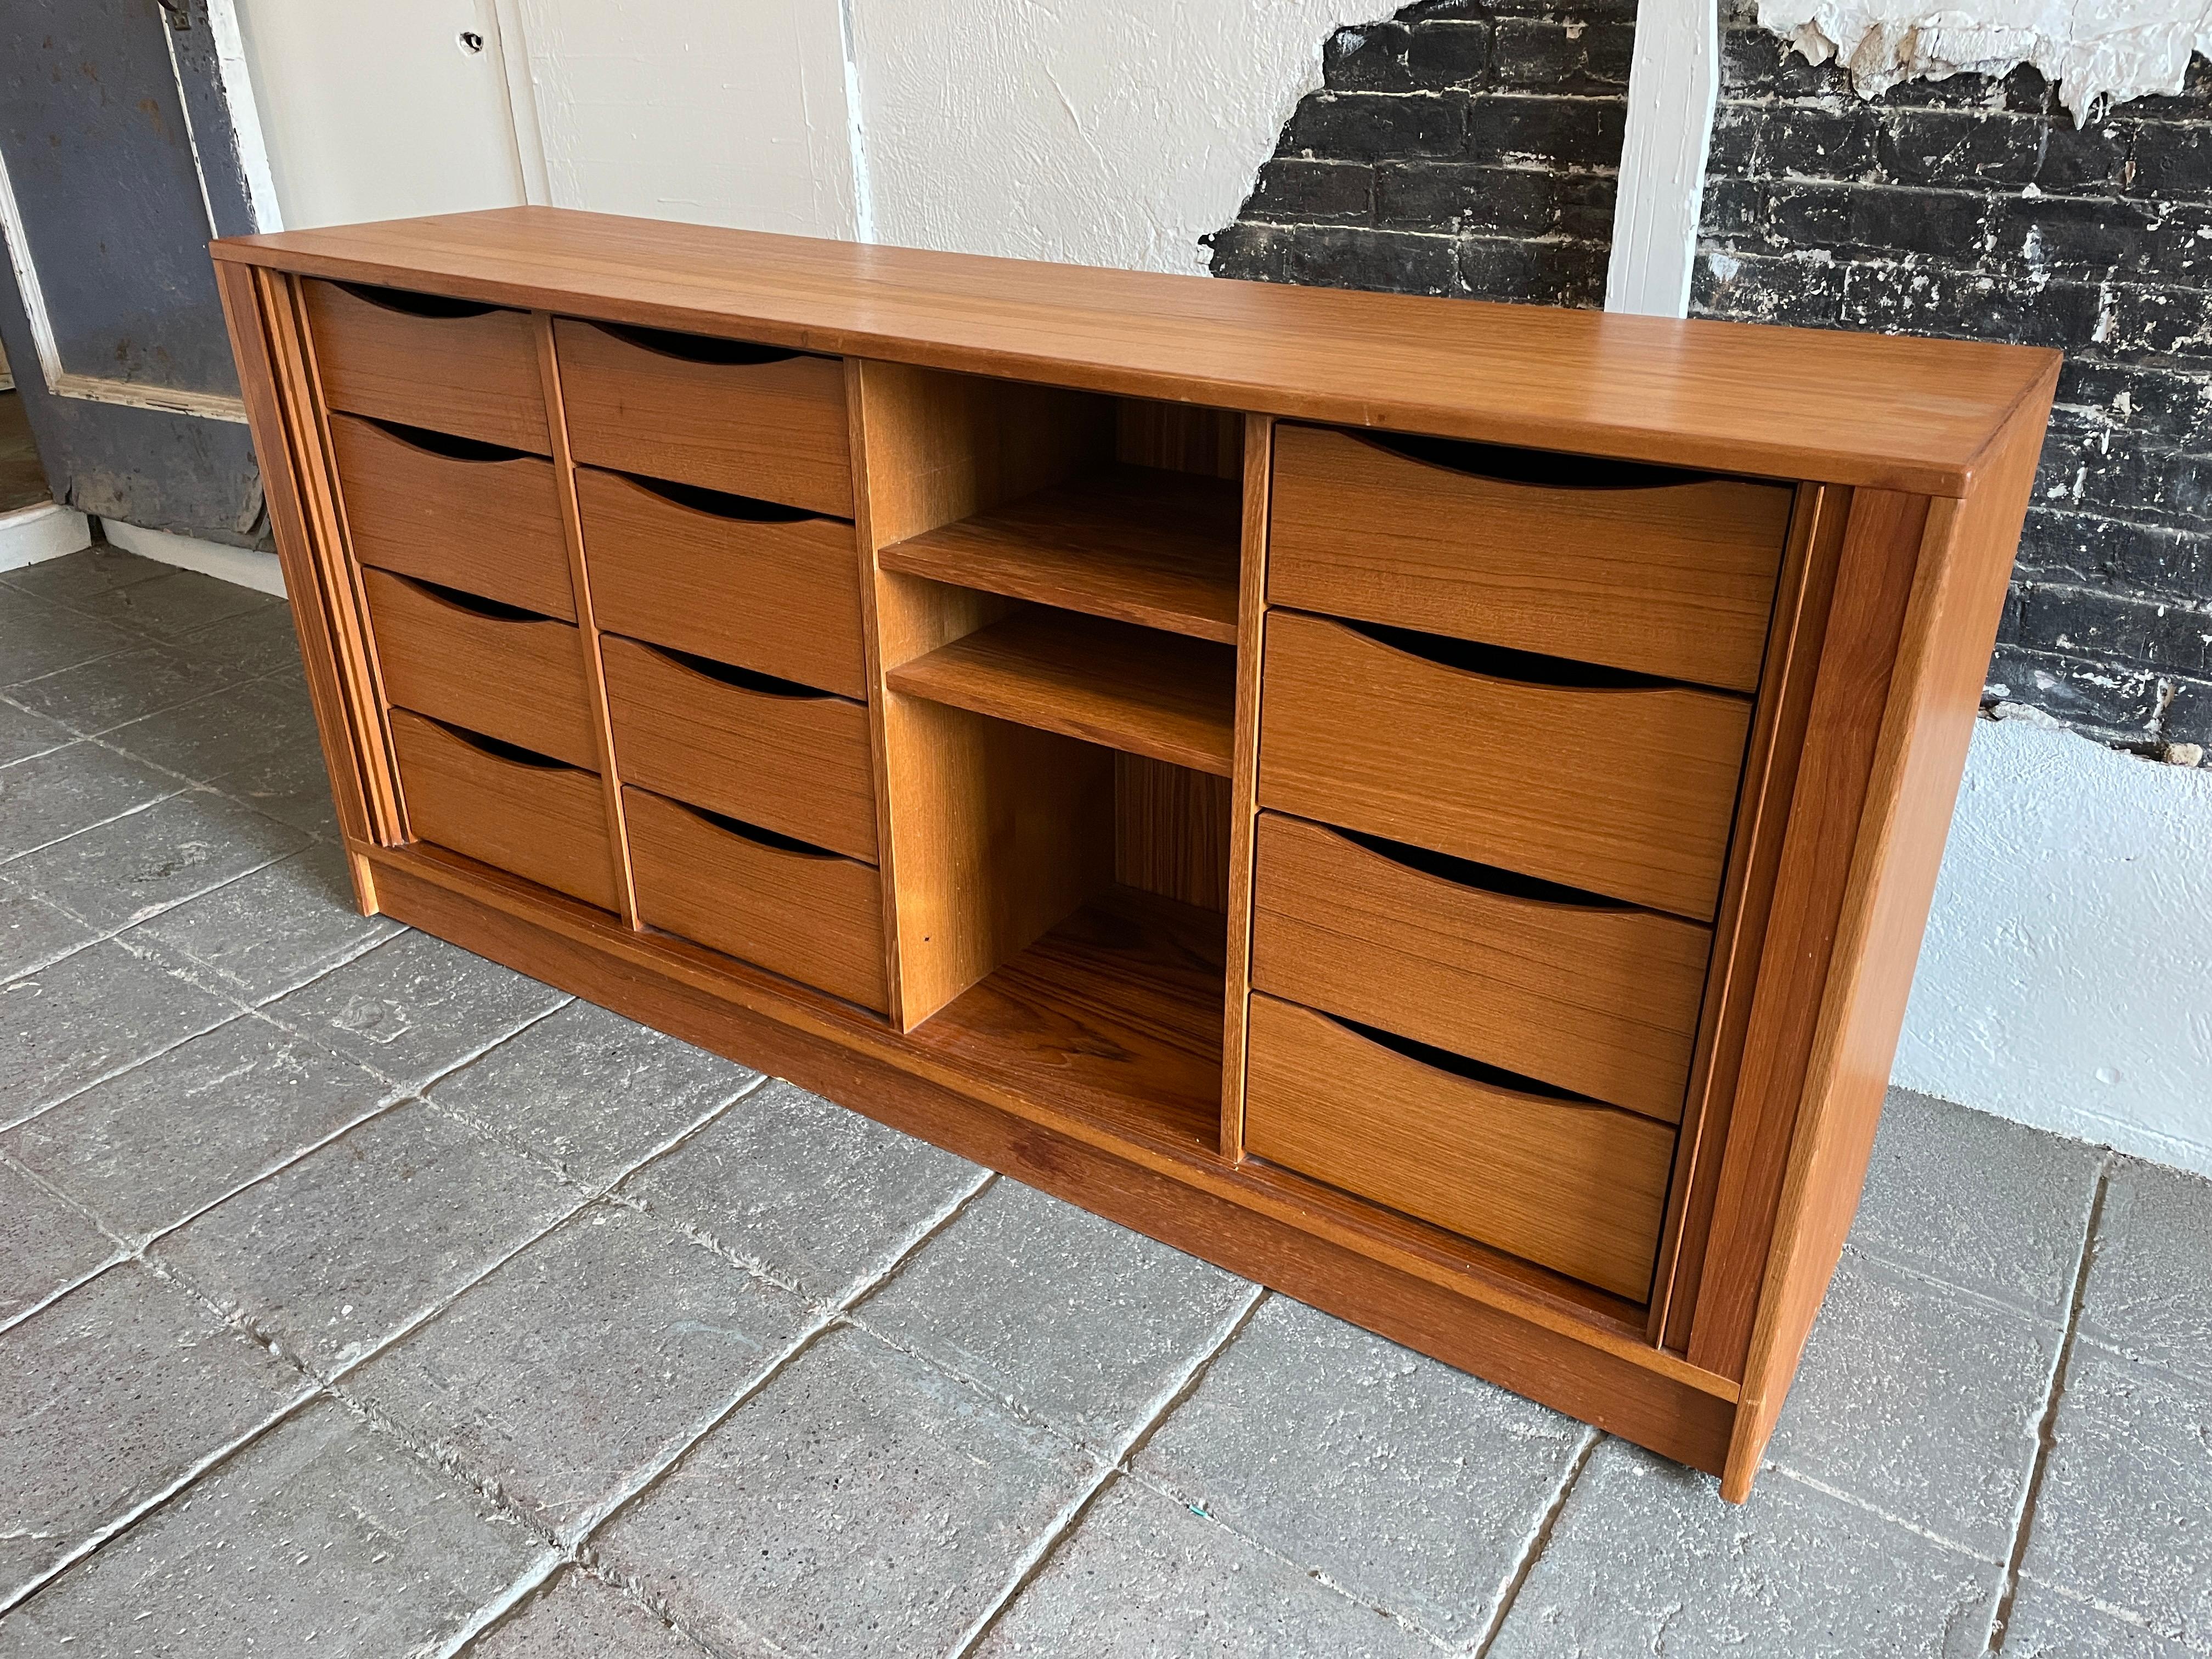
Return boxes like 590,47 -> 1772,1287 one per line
216,206 -> 2057,496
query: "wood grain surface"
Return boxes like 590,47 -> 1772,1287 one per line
301,278 -> 548,453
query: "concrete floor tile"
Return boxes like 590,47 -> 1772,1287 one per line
0,544 -> 166,608
0,1159 -> 115,1323
2016,1345 -> 2212,1648
0,1260 -> 309,1599
978,1476 -> 1435,1658
430,999 -> 757,1189
0,590 -> 139,686
260,930 -> 569,1092
156,1098 -> 583,1371
0,1396 -> 543,1657
204,732 -> 341,837
2,787 -> 307,930
126,840 -> 398,1002
0,698 -> 72,766
1853,1087 -> 2104,1319
3,642 -> 251,737
1488,1440 -> 2003,1659
2078,1158 -> 2212,1384
0,875 -> 94,979
1135,1294 -> 1584,1644
101,675 -> 320,786
595,1323 -> 1096,1657
67,567 -> 277,642
347,1204 -> 807,1534
624,1077 -> 982,1301
1770,1251 -> 2061,1558
0,939 -> 232,1132
5,1014 -> 401,1239
2004,1580 -> 2200,1657
470,1568 -> 703,1657
174,602 -> 303,677
0,740 -> 178,861
856,1178 -> 1252,1451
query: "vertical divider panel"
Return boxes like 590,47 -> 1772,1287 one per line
1218,413 -> 1275,1160
845,357 -> 907,1029
532,313 -> 639,927
213,261 -> 404,895
1649,482 -> 1848,1347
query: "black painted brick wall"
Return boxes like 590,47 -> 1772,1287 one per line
1699,1 -> 2212,751
1207,0 -> 1633,307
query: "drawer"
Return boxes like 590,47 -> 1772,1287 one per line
1268,424 -> 1791,693
555,319 -> 852,516
303,281 -> 548,454
602,635 -> 877,863
1251,814 -> 1710,1121
577,466 -> 867,699
1243,993 -> 1674,1300
1257,612 -> 1750,921
330,414 -> 573,620
361,567 -> 597,770
388,710 -> 617,912
625,786 -> 888,1012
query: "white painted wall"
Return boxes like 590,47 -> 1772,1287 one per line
849,0 -> 1379,273
225,1 -> 2212,1175
233,0 -> 527,228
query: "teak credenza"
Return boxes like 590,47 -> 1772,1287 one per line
213,207 -> 2058,1500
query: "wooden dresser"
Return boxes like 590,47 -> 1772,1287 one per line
212,207 -> 2057,1500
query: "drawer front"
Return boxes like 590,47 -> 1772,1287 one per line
303,281 -> 548,454
362,568 -> 598,770
389,710 -> 617,911
1244,994 -> 1674,1300
625,786 -> 888,1012
1257,613 -> 1750,921
555,319 -> 853,516
1269,424 -> 1791,693
331,414 -> 574,620
602,635 -> 877,863
1251,814 -> 1710,1122
577,467 -> 867,700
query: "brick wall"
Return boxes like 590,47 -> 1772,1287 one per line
1698,3 -> 2212,753
1206,0 -> 1633,306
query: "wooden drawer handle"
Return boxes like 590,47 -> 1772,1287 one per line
419,714 -> 577,772
1318,1008 -> 1606,1111
387,572 -> 548,625
618,471 -> 830,524
667,795 -> 847,861
1341,618 -> 1683,693
1350,429 -> 1720,492
332,280 -> 504,320
1331,823 -> 1635,911
637,639 -> 844,702
360,416 -> 532,465
580,318 -> 811,368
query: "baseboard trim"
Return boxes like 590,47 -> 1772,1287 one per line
0,502 -> 93,571
103,520 -> 285,597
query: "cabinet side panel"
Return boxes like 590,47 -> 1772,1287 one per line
1719,383 -> 2056,1500
1685,487 -> 1929,1381
215,261 -> 400,865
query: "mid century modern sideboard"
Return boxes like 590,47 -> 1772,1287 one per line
212,207 -> 2058,1501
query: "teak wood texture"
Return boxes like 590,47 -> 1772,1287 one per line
214,207 -> 2058,1503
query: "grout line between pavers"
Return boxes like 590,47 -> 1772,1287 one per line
2002,1572 -> 2212,1658
1987,1154 -> 2113,1655
941,1282 -> 1274,1659
0,1245 -> 131,1339
1839,1235 -> 2079,1330
424,1547 -> 571,1659
1468,1425 -> 1602,1659
1764,1462 -> 1997,1564
0,1382 -> 324,1617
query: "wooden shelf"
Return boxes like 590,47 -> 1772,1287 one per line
906,885 -> 1226,1158
879,465 -> 1242,644
885,608 -> 1235,776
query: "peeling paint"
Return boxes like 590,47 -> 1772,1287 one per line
1761,0 -> 2212,119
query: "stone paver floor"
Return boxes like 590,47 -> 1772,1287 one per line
2,544 -> 2208,1656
